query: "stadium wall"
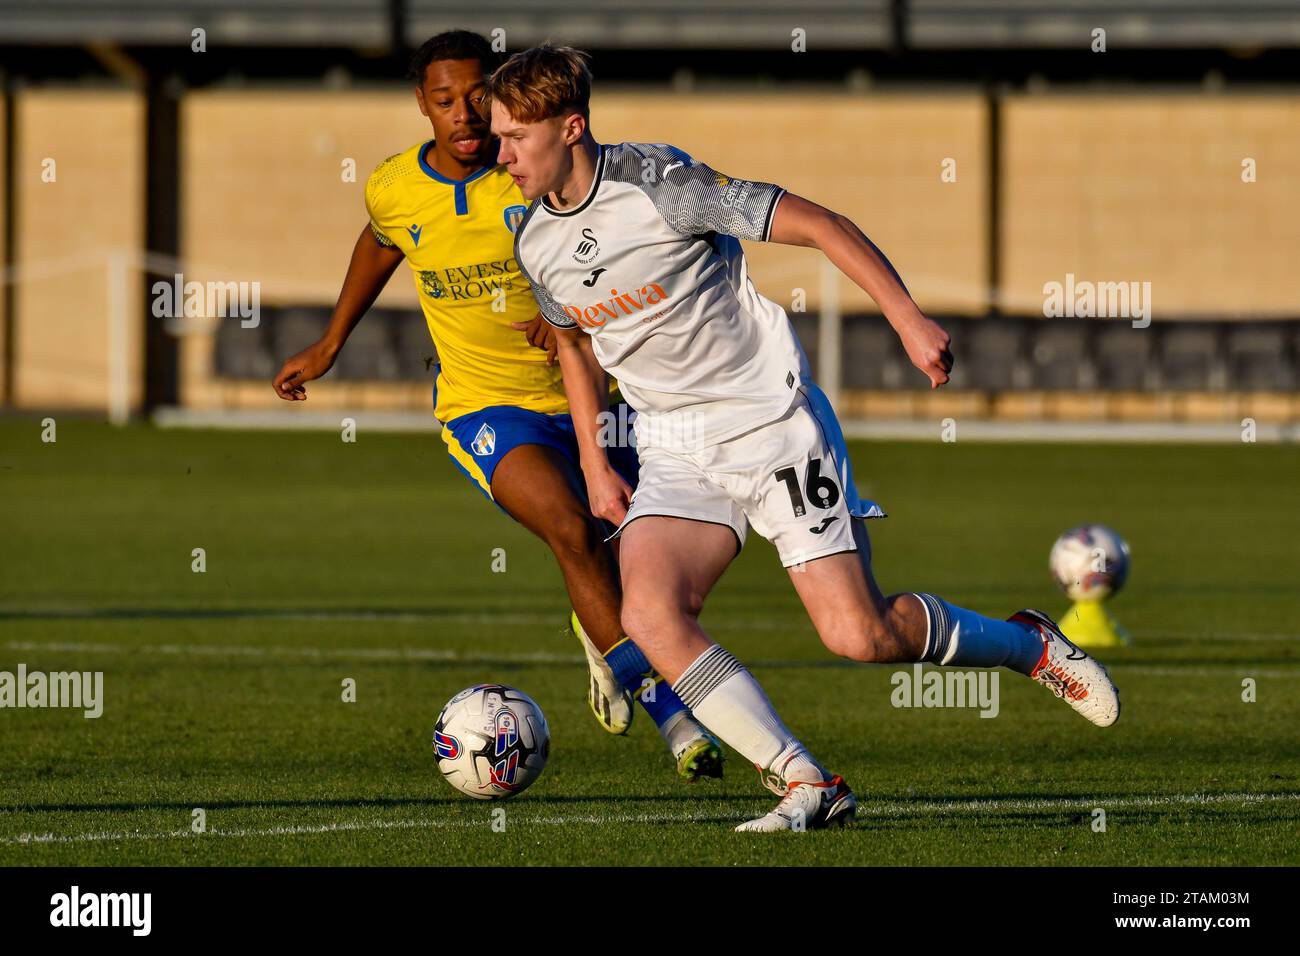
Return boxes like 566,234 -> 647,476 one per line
0,92 -> 8,406
2,87 -> 1298,422
1001,95 -> 1300,318
7,87 -> 145,411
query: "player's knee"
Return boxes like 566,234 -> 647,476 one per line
619,598 -> 661,645
683,589 -> 705,618
541,511 -> 604,561
620,590 -> 698,645
818,610 -> 896,663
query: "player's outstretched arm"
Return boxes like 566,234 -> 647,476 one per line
554,328 -> 632,525
272,222 -> 405,400
767,193 -> 953,389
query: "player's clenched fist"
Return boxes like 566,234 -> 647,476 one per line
896,312 -> 954,389
273,340 -> 339,400
584,464 -> 634,526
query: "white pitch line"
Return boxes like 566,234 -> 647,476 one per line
1129,630 -> 1300,644
0,813 -> 709,846
2,792 -> 1296,848
1117,666 -> 1296,678
862,791 -> 1300,816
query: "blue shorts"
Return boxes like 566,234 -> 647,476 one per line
440,397 -> 641,513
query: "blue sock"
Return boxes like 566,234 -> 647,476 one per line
604,637 -> 690,728
913,593 -> 1043,675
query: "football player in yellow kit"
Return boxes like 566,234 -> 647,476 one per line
271,30 -> 722,781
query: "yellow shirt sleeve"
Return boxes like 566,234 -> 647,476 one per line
364,155 -> 403,248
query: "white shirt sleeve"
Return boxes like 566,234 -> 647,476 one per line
621,143 -> 786,242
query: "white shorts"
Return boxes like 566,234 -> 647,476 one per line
613,385 -> 886,567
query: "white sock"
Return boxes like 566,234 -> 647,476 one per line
672,644 -> 827,785
658,709 -> 698,753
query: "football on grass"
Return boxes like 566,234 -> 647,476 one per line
433,684 -> 550,799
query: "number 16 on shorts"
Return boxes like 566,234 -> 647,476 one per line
773,457 -> 840,518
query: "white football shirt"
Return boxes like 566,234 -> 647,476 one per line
514,141 -> 810,451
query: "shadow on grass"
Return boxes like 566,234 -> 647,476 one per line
0,791 -> 750,815
0,605 -> 567,622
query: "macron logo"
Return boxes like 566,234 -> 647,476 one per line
50,886 -> 151,937
406,224 -> 422,246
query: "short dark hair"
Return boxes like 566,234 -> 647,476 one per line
407,30 -> 501,84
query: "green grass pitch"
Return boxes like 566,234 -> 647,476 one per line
1,417 -> 1297,865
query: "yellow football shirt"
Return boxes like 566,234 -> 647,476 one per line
365,141 -> 569,422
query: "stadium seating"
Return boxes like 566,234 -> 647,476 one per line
1030,324 -> 1092,390
214,313 -> 275,381
4,2 -> 1292,49
223,308 -> 1299,400
1094,325 -> 1155,391
0,0 -> 392,45
1226,324 -> 1294,391
0,0 -> 895,48
331,312 -> 401,381
1158,325 -> 1223,391
909,1 -> 1300,47
393,313 -> 438,378
842,320 -> 909,391
267,309 -> 332,373
963,318 -> 1031,391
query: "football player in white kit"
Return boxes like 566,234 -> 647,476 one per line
490,45 -> 1122,832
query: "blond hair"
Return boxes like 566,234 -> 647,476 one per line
485,44 -> 592,123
